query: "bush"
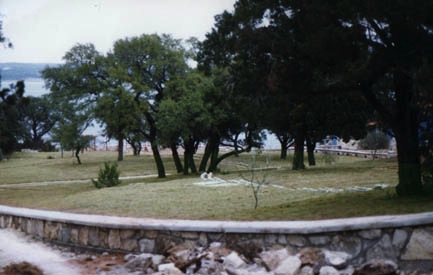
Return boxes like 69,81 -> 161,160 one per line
358,130 -> 390,150
92,162 -> 121,188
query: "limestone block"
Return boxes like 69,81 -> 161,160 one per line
121,239 -> 138,251
108,229 -> 121,249
402,229 -> 433,260
125,253 -> 152,270
319,266 -> 340,275
309,235 -> 331,246
99,229 -> 109,248
392,229 -> 408,250
287,235 -> 307,247
34,220 -> 44,238
339,266 -> 355,275
88,227 -> 100,246
152,254 -> 165,266
299,248 -> 323,266
139,238 -> 155,253
199,232 -> 208,247
299,266 -> 314,275
366,234 -> 396,262
158,263 -> 183,275
277,234 -> 288,245
59,228 -> 71,243
265,234 -> 277,244
70,228 -> 79,243
78,227 -> 89,245
323,250 -> 351,267
5,216 -> 12,228
260,248 -> 290,271
358,229 -> 382,240
273,256 -> 301,275
208,233 -> 224,242
44,222 -> 61,240
330,235 -> 362,259
181,231 -> 198,239
143,230 -> 159,239
224,251 -> 247,269
120,229 -> 135,240
25,219 -> 33,235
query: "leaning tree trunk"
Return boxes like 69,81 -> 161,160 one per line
207,145 -> 221,172
199,136 -> 219,172
292,129 -> 306,170
171,143 -> 183,173
199,142 -> 213,172
150,140 -> 165,178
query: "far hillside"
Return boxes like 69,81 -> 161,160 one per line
0,63 -> 60,81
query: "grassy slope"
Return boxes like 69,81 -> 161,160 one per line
0,151 -> 432,220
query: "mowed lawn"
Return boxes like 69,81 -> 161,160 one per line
1,150 -> 432,220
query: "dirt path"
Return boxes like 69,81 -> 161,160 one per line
0,229 -> 82,275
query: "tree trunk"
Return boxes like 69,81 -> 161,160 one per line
189,152 -> 197,174
279,137 -> 289,160
209,148 -> 247,172
171,143 -> 183,173
292,129 -> 305,170
130,141 -> 141,156
199,136 -> 219,172
394,122 -> 423,196
208,145 -> 220,172
306,137 -> 316,166
292,129 -> 306,170
183,149 -> 190,175
199,142 -> 212,172
117,137 -> 124,161
183,139 -> 197,175
150,141 -> 165,178
75,147 -> 81,165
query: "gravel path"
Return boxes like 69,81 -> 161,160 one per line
0,229 -> 82,274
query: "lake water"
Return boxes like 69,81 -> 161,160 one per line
2,78 -> 48,97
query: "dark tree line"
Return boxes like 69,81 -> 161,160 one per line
198,0 -> 433,196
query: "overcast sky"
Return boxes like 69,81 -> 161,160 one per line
0,0 -> 236,63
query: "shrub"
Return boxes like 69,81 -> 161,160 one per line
358,130 -> 390,150
92,162 -> 121,188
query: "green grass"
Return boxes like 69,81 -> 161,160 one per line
0,150 -> 432,220
0,151 -> 178,184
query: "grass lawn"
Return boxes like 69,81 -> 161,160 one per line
0,150 -> 432,220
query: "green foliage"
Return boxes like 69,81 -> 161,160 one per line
21,95 -> 59,150
91,162 -> 121,189
359,130 -> 390,151
0,81 -> 27,155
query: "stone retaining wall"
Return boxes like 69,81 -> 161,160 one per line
0,206 -> 432,270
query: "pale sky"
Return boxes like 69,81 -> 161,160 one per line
0,0 -> 236,63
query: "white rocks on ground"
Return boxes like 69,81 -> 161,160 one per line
0,228 -> 430,275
